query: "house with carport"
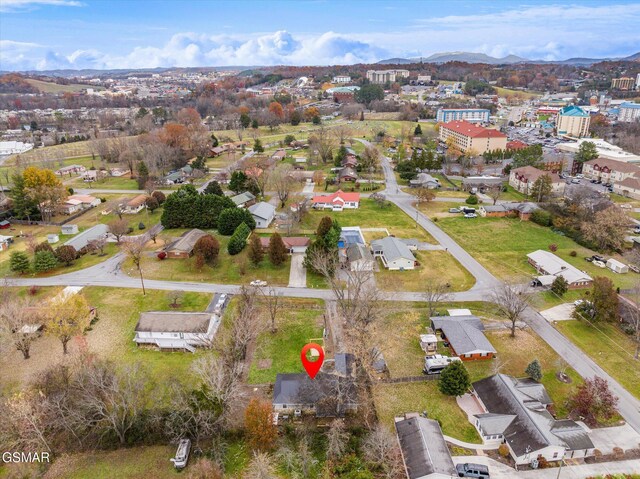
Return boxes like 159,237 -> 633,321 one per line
527,250 -> 593,289
430,314 -> 495,360
371,236 -> 416,270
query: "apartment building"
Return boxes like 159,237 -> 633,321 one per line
619,102 -> 640,123
611,77 -> 636,91
438,120 -> 507,154
556,105 -> 590,138
509,166 -> 565,196
365,69 -> 409,84
583,158 -> 640,183
436,108 -> 490,124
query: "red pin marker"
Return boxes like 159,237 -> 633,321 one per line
300,343 -> 325,380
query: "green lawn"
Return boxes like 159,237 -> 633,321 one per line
72,175 -> 140,190
127,231 -> 292,286
301,198 -> 437,244
437,216 -> 639,289
556,320 -> 640,400
373,381 -> 482,444
375,250 -> 475,292
247,298 -> 325,384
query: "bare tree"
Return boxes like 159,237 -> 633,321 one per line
263,287 -> 281,333
492,282 -> 530,337
0,295 -> 41,359
309,126 -> 335,164
167,290 -> 184,308
270,163 -> 294,208
423,280 -> 452,318
487,185 -> 503,205
325,418 -> 349,461
0,391 -> 51,453
123,236 -> 147,295
108,218 -> 129,243
218,286 -> 263,363
620,283 -> 640,359
333,124 -> 353,145
245,451 -> 277,479
363,424 -> 405,479
88,236 -> 107,256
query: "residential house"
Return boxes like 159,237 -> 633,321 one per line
338,166 -> 358,182
346,243 -> 375,272
0,220 -> 10,229
249,202 -> 276,229
133,311 -> 221,352
438,120 -> 507,154
509,166 -> 564,196
430,315 -> 496,360
121,194 -> 148,214
312,191 -> 360,211
60,197 -> 84,215
259,236 -> 310,254
462,176 -> 504,193
614,177 -> 640,200
70,194 -> 101,208
231,191 -> 257,208
271,149 -> 286,161
109,168 -> 127,177
479,202 -> 540,221
272,372 -> 357,417
55,164 -> 86,176
583,158 -> 640,183
164,229 -> 207,259
471,374 -> 594,465
63,224 -> 108,252
210,146 -> 225,157
527,250 -> 593,288
371,236 -> 416,271
409,173 -> 441,189
395,414 -> 457,479
82,169 -> 107,182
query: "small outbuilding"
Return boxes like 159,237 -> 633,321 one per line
61,224 -> 79,235
606,258 -> 629,274
47,234 -> 60,244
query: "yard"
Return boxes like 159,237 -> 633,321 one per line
436,216 -> 640,289
301,198 -> 437,244
0,287 -> 212,394
247,298 -> 325,384
374,250 -> 475,292
68,174 -> 140,190
124,230 -> 292,286
556,320 -> 640,400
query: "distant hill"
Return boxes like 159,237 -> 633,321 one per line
376,51 -> 640,66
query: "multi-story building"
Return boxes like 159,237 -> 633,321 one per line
438,120 -> 507,154
509,166 -> 565,196
619,102 -> 640,123
436,108 -> 490,124
611,77 -> 636,91
332,75 -> 351,84
636,73 -> 640,90
582,158 -> 640,183
365,69 -> 409,84
556,105 -> 590,138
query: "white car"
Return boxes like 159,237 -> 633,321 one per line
250,280 -> 267,287
464,213 -> 478,218
592,260 -> 606,268
170,438 -> 191,470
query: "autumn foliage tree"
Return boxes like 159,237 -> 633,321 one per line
569,376 -> 618,426
193,234 -> 220,265
268,233 -> 288,266
248,234 -> 264,266
244,398 -> 276,452
45,293 -> 90,354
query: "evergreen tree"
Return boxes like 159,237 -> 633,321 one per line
227,222 -> 251,255
34,250 -> 58,272
211,133 -> 219,147
574,141 -> 598,173
251,119 -> 259,129
414,124 -> 422,136
253,139 -> 264,153
218,207 -> 256,235
438,361 -> 471,396
268,233 -> 288,266
9,251 -> 30,274
240,112 -> 251,129
137,161 -> 149,189
248,234 -> 264,266
229,171 -> 248,194
203,180 -> 224,196
550,276 -> 569,297
9,173 -> 38,220
525,359 -> 543,382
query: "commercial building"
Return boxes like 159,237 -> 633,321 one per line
611,77 -> 636,91
438,120 -> 507,154
613,177 -> 640,200
557,138 -> 640,163
332,75 -> 351,84
556,105 -> 590,138
0,141 -> 33,156
436,108 -> 490,124
619,102 -> 640,123
366,69 -> 409,84
527,250 -> 593,288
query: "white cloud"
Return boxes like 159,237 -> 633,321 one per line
0,0 -> 84,12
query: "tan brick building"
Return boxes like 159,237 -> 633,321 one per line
438,120 -> 507,154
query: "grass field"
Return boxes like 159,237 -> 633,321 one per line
25,78 -> 103,93
436,216 -> 639,289
556,320 -> 640,400
494,86 -> 543,99
301,198 -> 437,244
125,230 -> 292,286
247,298 -> 325,384
375,250 -> 475,292
69,175 -> 140,190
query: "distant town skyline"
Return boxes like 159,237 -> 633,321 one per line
1,0 -> 639,71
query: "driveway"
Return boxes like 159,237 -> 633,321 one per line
540,303 -> 576,322
588,423 -> 640,454
302,182 -> 315,194
287,253 -> 307,288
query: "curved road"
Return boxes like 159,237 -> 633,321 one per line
9,139 -> 640,433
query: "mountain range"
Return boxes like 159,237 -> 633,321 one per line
377,51 -> 640,66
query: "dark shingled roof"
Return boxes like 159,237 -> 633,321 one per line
473,374 -> 593,456
395,416 -> 457,478
431,315 -> 496,356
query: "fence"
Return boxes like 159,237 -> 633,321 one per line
380,374 -> 439,384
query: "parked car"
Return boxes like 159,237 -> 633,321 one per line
464,213 -> 478,218
571,178 -> 581,184
576,174 -> 584,179
449,208 -> 461,213
593,260 -> 606,268
250,280 -> 267,287
170,438 -> 191,470
592,255 -> 606,263
629,264 -> 640,274
456,463 -> 490,478
633,227 -> 640,234
584,257 -> 593,262
590,179 -> 597,183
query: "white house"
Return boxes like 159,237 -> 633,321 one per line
527,250 -> 593,288
311,190 -> 360,211
248,202 -> 276,229
133,311 -> 221,352
121,194 -> 147,214
371,236 -> 416,270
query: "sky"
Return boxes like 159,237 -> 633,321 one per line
1,0 -> 640,71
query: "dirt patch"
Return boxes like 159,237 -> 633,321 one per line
257,358 -> 273,370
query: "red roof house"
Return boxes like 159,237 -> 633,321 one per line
312,190 -> 360,211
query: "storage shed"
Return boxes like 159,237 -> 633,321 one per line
606,258 -> 629,274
